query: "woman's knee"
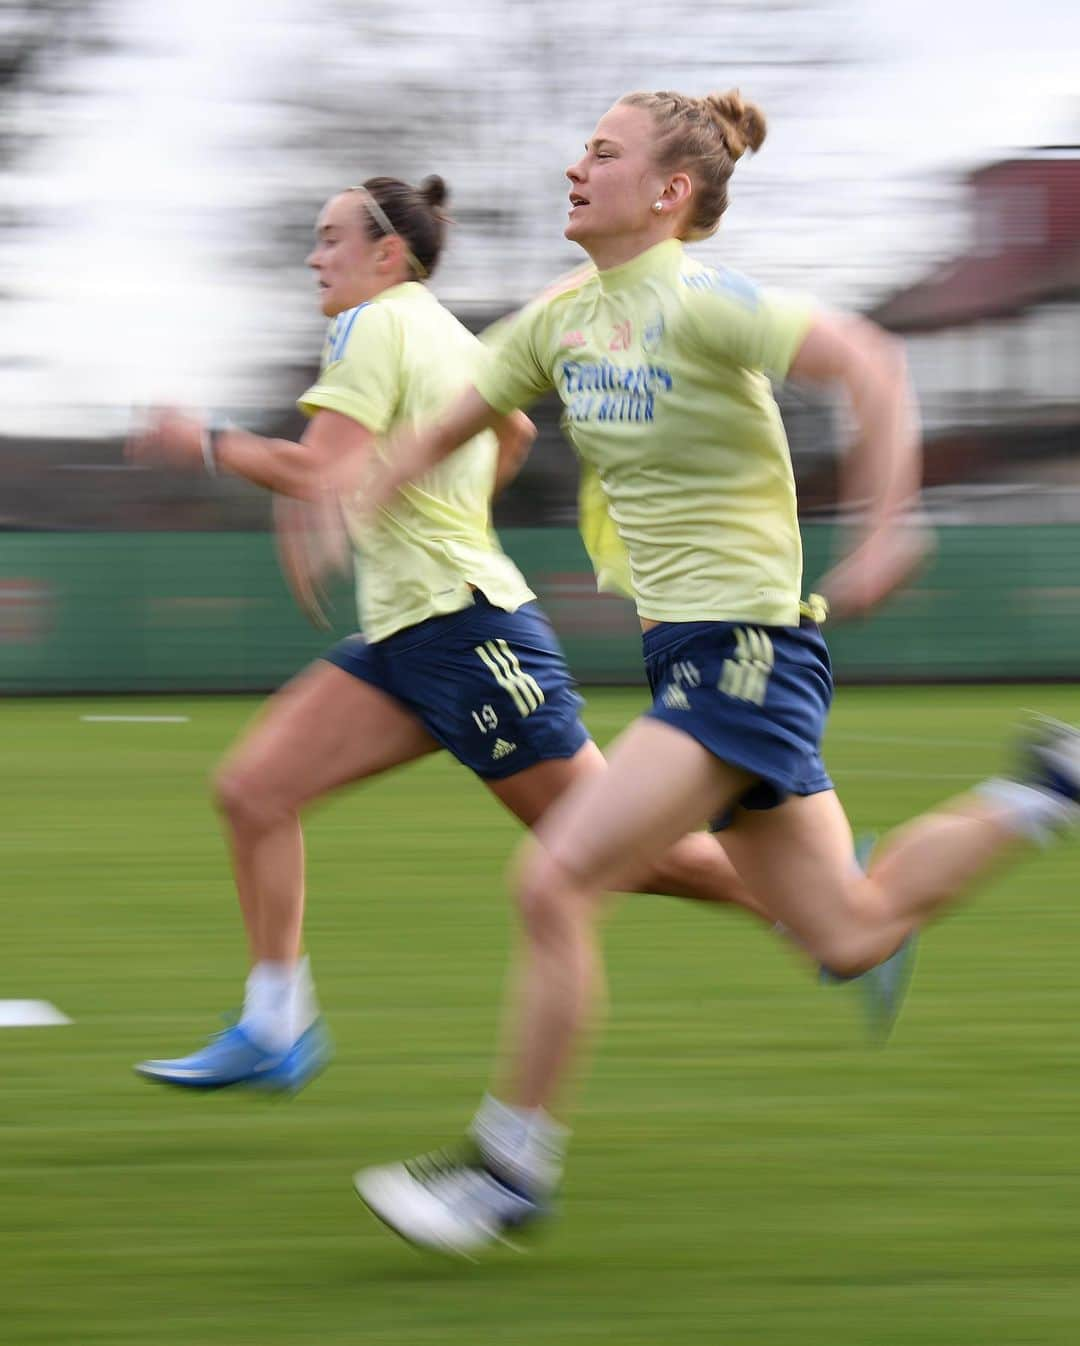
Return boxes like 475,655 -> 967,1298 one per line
513,843 -> 588,944
813,933 -> 879,980
809,893 -> 895,978
212,761 -> 249,823
634,832 -> 740,901
212,758 -> 289,832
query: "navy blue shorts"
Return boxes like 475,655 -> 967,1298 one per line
323,592 -> 589,780
642,617 -> 834,830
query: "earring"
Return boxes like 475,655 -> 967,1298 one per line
651,200 -> 664,214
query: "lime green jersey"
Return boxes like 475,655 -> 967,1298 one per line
299,282 -> 534,642
477,240 -> 814,626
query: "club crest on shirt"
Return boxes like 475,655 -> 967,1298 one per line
642,313 -> 665,353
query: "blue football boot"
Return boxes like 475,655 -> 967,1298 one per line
253,1018 -> 333,1094
852,932 -> 918,1044
135,1017 -> 332,1093
820,834 -> 918,1044
135,1022 -> 283,1089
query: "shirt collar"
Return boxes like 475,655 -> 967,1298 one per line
595,239 -> 684,293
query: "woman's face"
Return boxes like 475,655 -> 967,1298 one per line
306,194 -> 387,317
564,102 -> 666,250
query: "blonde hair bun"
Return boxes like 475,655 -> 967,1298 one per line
617,86 -> 767,239
703,90 -> 767,160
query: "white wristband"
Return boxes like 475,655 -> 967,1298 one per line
200,422 -> 219,477
201,418 -> 233,477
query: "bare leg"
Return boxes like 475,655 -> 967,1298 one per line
483,736 -> 773,1108
213,661 -> 439,967
719,791 -> 1032,978
637,829 -> 771,921
351,713 -> 1078,1255
485,737 -> 770,922
498,726 -> 1047,1115
866,795 -> 1026,920
498,720 -> 754,1110
136,662 -> 443,1083
223,706 -> 768,976
353,715 -> 1080,1255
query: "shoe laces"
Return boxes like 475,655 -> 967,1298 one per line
404,1144 -> 481,1187
404,1147 -> 536,1222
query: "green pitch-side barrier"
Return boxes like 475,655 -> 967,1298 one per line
1,526 -> 1079,692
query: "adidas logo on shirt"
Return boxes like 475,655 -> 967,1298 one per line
491,738 -> 518,761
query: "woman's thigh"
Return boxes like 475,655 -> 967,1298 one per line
719,790 -> 885,950
522,716 -> 754,894
219,659 -> 439,809
484,739 -> 608,830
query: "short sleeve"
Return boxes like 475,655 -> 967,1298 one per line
297,303 -> 401,432
473,299 -> 555,414
680,268 -> 815,382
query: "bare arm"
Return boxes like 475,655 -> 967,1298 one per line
218,410 -> 375,498
127,407 -> 374,626
788,312 -> 929,619
492,412 -> 537,498
789,312 -> 921,530
127,407 -> 375,501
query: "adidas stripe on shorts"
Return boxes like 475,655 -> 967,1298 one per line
323,590 -> 588,779
642,615 -> 834,829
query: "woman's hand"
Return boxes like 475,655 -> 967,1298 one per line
273,492 -> 352,630
126,408 -> 207,472
817,519 -> 934,622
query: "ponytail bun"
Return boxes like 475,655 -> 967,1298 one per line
418,174 -> 449,213
704,90 -> 766,160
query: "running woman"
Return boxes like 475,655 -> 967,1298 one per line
348,94 -> 1080,1254
128,172 -> 793,1094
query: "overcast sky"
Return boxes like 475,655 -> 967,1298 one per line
0,0 -> 1076,438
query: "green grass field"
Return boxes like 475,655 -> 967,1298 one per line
5,685 -> 1080,1345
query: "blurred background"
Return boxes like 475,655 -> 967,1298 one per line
5,9 -> 1080,1343
1,0 -> 1079,689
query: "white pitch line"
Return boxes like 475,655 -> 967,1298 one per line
80,715 -> 190,723
0,1000 -> 72,1027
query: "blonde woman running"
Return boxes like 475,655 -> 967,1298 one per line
349,95 -> 1080,1254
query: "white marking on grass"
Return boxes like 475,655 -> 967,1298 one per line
80,715 -> 190,723
0,1000 -> 72,1027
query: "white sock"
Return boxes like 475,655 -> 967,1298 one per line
976,777 -> 1079,846
470,1093 -> 569,1196
292,955 -> 319,1037
240,957 -> 319,1053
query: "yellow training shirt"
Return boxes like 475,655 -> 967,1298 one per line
299,282 -> 534,641
477,240 -> 814,626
